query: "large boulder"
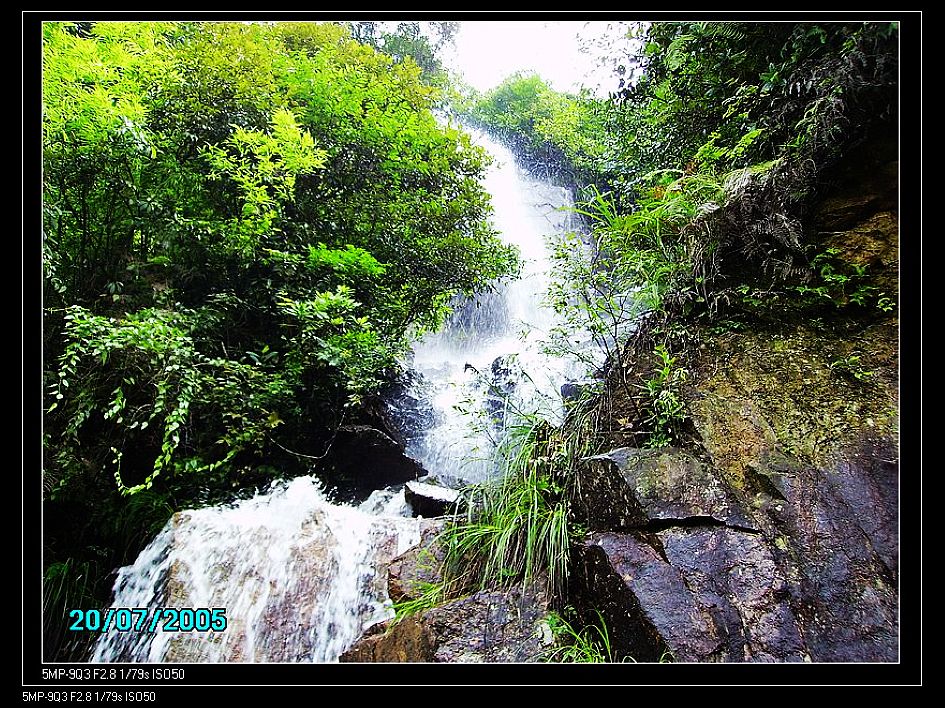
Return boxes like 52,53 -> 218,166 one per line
573,399 -> 898,662
340,582 -> 551,663
576,447 -> 756,531
683,328 -> 898,662
324,425 -> 427,502
573,528 -> 806,663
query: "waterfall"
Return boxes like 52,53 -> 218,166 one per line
92,478 -> 420,662
92,127 -> 582,663
406,128 -> 582,486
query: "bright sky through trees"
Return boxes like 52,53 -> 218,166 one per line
446,20 -> 629,95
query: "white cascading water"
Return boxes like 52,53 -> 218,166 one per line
92,126 -> 583,663
93,478 -> 419,662
407,128 -> 583,486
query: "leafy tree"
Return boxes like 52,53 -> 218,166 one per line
344,20 -> 458,88
44,20 -> 514,491
463,73 -> 607,185
41,20 -> 517,660
607,22 -> 898,177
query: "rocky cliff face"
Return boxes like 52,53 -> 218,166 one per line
342,132 -> 899,664
569,133 -> 899,662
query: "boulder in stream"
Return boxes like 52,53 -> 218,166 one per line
340,581 -> 551,663
324,424 -> 427,502
404,480 -> 461,518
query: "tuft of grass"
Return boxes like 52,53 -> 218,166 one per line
389,580 -> 447,626
440,418 -> 572,600
434,393 -> 605,612
540,609 -> 676,663
541,609 -> 615,663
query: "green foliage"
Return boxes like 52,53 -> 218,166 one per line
547,174 -> 721,378
344,21 -> 457,89
463,73 -> 607,181
641,345 -> 688,448
541,609 -> 616,663
792,248 -> 883,309
43,19 -> 516,494
203,109 -> 327,258
708,318 -> 745,335
440,420 -> 571,599
46,305 -> 296,496
613,22 -> 897,175
694,127 -> 766,172
875,294 -> 896,313
829,354 -> 875,382
434,394 -> 603,606
306,243 -> 386,280
278,285 -> 398,404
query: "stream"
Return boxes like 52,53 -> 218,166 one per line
92,128 -> 582,663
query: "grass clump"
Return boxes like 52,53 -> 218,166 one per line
390,580 -> 447,625
439,418 -> 573,600
541,609 -> 615,663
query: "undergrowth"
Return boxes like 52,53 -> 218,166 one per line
541,609 -> 615,663
439,419 -> 571,599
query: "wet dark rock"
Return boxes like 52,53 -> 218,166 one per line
387,521 -> 445,604
340,582 -> 550,663
572,430 -> 897,662
325,425 -> 426,502
572,528 -> 807,662
404,481 -> 461,518
575,447 -> 756,532
559,382 -> 582,401
571,323 -> 899,661
814,133 -> 898,233
755,447 -> 898,662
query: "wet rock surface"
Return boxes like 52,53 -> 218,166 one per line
571,137 -> 899,663
577,447 -> 756,531
482,355 -> 520,428
386,521 -> 445,604
680,329 -> 899,662
340,582 -> 550,663
573,436 -> 897,662
325,425 -> 426,502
